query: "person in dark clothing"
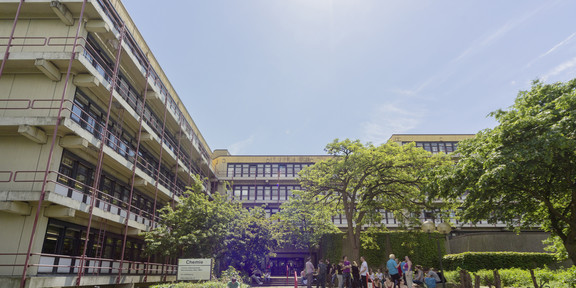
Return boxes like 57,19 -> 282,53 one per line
351,261 -> 360,288
317,259 -> 327,288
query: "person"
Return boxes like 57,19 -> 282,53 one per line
396,259 -> 403,284
351,261 -> 360,288
337,261 -> 344,288
342,256 -> 352,288
424,271 -> 437,288
302,270 -> 308,286
251,266 -> 263,285
403,256 -> 413,288
370,268 -> 379,288
360,256 -> 368,288
317,259 -> 327,288
264,269 -> 271,283
326,259 -> 333,288
227,277 -> 240,288
375,269 -> 384,288
386,254 -> 400,288
306,257 -> 315,288
412,265 -> 424,286
427,268 -> 441,283
383,277 -> 394,288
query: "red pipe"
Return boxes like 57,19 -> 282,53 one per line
76,19 -> 126,287
19,1 -> 88,288
116,55 -> 152,284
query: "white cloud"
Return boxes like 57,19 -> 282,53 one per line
525,32 -> 576,68
540,57 -> 576,82
228,135 -> 255,155
360,104 -> 422,145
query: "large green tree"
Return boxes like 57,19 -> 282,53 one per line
430,79 -> 576,263
298,139 -> 451,260
142,176 -> 277,274
272,190 -> 340,255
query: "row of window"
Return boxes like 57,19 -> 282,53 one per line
41,219 -> 159,272
227,163 -> 312,178
82,34 -> 203,177
58,151 -> 163,220
70,90 -> 188,196
88,2 -> 209,162
410,142 -> 459,153
231,185 -> 301,201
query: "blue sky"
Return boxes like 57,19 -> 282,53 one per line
122,0 -> 576,155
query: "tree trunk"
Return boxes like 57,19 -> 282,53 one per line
474,274 -> 480,288
529,269 -> 538,288
563,230 -> 576,265
459,270 -> 472,288
493,270 -> 501,288
349,228 -> 360,261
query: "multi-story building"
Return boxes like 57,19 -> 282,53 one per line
0,1 -> 214,287
0,1 -> 549,287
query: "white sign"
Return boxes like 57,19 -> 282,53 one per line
177,258 -> 212,281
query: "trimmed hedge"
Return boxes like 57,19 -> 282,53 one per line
443,252 -> 557,272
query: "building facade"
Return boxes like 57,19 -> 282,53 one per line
0,1 -> 214,287
0,1 -> 547,287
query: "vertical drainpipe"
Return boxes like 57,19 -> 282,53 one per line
116,57 -> 152,285
19,1 -> 88,288
76,21 -> 126,287
150,80 -> 171,280
0,0 -> 24,79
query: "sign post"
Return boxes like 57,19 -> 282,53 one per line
177,258 -> 212,281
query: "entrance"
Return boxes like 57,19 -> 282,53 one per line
268,257 -> 304,276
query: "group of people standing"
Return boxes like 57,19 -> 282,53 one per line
301,254 -> 443,288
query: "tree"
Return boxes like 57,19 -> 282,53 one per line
272,190 -> 340,255
298,139 -> 452,260
220,206 -> 278,274
430,79 -> 576,264
142,176 -> 277,275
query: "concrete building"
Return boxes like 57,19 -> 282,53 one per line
0,1 -> 548,287
0,1 -> 214,287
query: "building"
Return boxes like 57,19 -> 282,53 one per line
0,1 -> 548,287
0,1 -> 214,287
212,150 -> 331,275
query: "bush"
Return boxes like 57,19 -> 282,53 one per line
444,267 -> 573,287
152,267 -> 249,288
443,252 -> 556,271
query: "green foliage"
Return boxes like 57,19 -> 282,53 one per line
443,252 -> 557,272
321,231 -> 444,268
300,139 -> 452,259
142,176 -> 277,275
272,190 -> 339,253
544,235 -> 569,261
320,233 -> 344,264
430,79 -> 576,264
219,206 -> 278,273
444,267 -> 574,287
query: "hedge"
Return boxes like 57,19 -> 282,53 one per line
320,232 -> 445,269
443,252 -> 557,272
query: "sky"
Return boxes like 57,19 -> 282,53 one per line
122,0 -> 576,155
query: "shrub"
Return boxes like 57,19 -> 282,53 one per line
444,267 -> 572,287
443,252 -> 556,271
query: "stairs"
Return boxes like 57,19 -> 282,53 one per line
257,276 -> 297,287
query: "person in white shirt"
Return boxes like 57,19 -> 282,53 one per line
306,257 -> 315,288
360,256 -> 369,288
